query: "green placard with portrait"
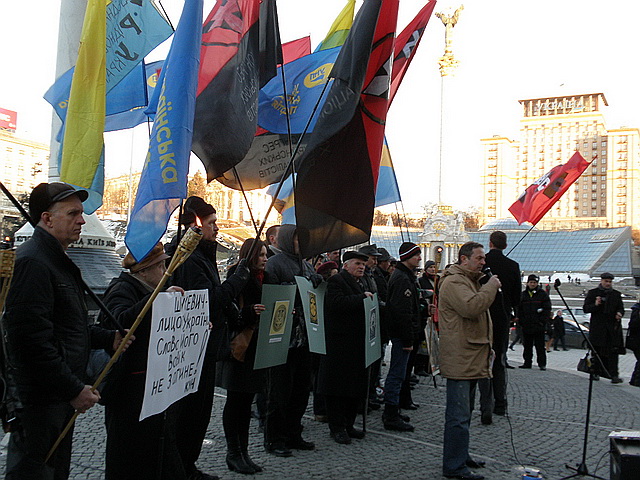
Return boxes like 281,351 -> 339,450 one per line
254,284 -> 297,369
295,276 -> 327,355
364,293 -> 381,368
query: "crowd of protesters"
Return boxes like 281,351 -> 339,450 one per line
3,183 -> 639,480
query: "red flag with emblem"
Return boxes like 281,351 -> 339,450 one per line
294,0 -> 399,257
192,0 -> 282,181
509,152 -> 592,225
389,0 -> 437,105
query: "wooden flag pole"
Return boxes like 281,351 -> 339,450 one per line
45,227 -> 203,462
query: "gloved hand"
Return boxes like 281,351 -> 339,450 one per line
309,273 -> 323,288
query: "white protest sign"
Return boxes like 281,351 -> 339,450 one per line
140,289 -> 210,421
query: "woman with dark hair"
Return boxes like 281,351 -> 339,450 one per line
216,238 -> 269,474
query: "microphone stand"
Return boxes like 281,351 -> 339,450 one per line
554,279 -> 608,480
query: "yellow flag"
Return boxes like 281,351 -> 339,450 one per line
60,0 -> 106,188
317,0 -> 355,51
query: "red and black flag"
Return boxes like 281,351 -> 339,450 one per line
294,0 -> 399,257
509,152 -> 592,226
192,0 -> 282,182
389,0 -> 437,105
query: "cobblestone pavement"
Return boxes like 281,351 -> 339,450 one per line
1,342 -> 638,480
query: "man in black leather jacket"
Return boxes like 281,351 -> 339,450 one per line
168,196 -> 249,480
4,183 -> 123,479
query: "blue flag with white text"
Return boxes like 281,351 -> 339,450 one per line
125,0 -> 203,261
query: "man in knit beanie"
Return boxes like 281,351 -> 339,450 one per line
382,242 -> 422,432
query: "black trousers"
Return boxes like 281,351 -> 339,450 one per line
325,395 -> 358,433
264,347 -> 311,446
105,393 -> 185,480
176,348 -> 217,476
6,402 -> 75,480
222,390 -> 254,448
522,331 -> 546,367
592,345 -> 619,379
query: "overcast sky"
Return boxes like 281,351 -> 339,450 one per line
2,0 -> 639,213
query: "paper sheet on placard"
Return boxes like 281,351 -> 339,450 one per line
140,289 -> 210,421
364,293 -> 381,368
294,276 -> 327,354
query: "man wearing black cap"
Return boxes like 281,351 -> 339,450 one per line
516,275 -> 551,371
4,182 -> 125,479
169,196 -> 250,480
583,273 -> 625,383
357,244 -> 381,294
382,242 -> 422,432
318,250 -> 373,444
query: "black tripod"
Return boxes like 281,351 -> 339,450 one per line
554,279 -> 609,480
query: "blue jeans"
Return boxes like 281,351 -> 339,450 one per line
443,379 -> 478,476
384,339 -> 410,405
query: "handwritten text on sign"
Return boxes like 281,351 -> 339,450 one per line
140,289 -> 209,421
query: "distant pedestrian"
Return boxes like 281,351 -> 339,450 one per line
583,273 -> 625,383
517,275 -> 551,370
552,310 -> 568,351
627,298 -> 640,387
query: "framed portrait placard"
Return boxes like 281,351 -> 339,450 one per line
254,284 -> 297,369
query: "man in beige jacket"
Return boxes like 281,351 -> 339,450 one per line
438,242 -> 501,480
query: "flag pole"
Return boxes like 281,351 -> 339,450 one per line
232,166 -> 259,235
245,78 -> 332,260
505,223 -> 535,257
394,202 -> 405,242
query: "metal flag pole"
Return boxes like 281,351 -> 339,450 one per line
45,227 -> 203,462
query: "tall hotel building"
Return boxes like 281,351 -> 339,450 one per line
480,93 -> 640,231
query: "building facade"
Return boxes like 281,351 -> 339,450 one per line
481,93 -> 640,231
0,128 -> 49,235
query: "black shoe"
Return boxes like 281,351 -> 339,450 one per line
226,452 -> 255,474
400,402 -> 419,410
330,430 -> 351,445
493,407 -> 506,416
264,442 -> 292,457
399,412 -> 410,422
286,438 -> 315,451
383,416 -> 415,432
554,348 -> 559,351
466,459 -> 486,469
563,348 -> 569,351
188,469 -> 219,480
444,472 -> 485,480
346,427 -> 365,439
242,453 -> 263,473
539,366 -> 546,371
481,412 -> 492,425
505,364 -> 515,369
612,377 -> 623,384
519,364 -> 532,369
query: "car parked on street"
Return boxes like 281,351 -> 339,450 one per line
509,319 -> 590,349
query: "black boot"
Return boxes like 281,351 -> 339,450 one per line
240,431 -> 263,473
382,404 -> 414,432
226,438 -> 256,474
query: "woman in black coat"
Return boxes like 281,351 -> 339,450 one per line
318,252 -> 373,445
102,243 -> 186,480
216,238 -> 269,474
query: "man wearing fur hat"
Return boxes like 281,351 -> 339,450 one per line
438,241 -> 501,480
169,196 -> 250,480
382,242 -> 422,432
4,182 -> 128,479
